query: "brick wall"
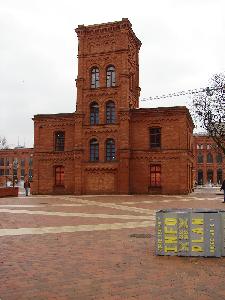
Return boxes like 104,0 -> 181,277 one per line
0,187 -> 18,198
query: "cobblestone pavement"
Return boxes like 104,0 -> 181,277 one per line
0,189 -> 225,300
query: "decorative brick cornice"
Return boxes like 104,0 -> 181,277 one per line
85,89 -> 118,99
84,127 -> 118,135
131,155 -> 180,161
35,151 -> 75,161
84,166 -> 117,172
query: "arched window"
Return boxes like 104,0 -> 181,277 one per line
216,153 -> 223,164
106,139 -> 116,161
55,131 -> 65,151
106,65 -> 116,87
217,169 -> 223,185
106,101 -> 115,124
90,102 -> 99,125
90,139 -> 99,161
207,169 -> 213,183
197,154 -> 203,163
91,67 -> 99,88
207,153 -> 213,163
197,169 -> 204,185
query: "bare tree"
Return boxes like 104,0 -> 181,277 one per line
0,136 -> 9,149
192,73 -> 225,155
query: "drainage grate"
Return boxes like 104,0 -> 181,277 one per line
129,233 -> 153,238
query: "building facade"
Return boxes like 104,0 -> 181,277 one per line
32,19 -> 194,195
193,134 -> 224,185
0,147 -> 34,186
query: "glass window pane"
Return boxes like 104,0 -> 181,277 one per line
55,132 -> 65,151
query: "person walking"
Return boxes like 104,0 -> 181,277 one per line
220,179 -> 225,203
24,180 -> 30,196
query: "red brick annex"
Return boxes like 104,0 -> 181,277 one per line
32,18 -> 194,195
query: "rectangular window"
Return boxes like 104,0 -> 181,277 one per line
55,166 -> 64,186
150,165 -> 161,187
55,131 -> 65,151
29,169 -> 33,179
21,159 -> 25,168
0,169 -> 4,176
21,169 -> 25,177
0,158 -> 4,166
5,158 -> 9,166
150,128 -> 161,148
29,158 -> 33,167
13,168 -> 17,176
5,169 -> 9,175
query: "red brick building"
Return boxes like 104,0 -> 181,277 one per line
32,18 -> 194,195
193,134 -> 224,185
0,147 -> 34,187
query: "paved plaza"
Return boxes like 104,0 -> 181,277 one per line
0,189 -> 225,300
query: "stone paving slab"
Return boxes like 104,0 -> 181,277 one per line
0,193 -> 225,300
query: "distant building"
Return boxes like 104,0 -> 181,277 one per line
32,18 -> 194,195
0,148 -> 34,186
193,134 -> 224,185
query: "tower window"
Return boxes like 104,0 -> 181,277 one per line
90,139 -> 99,161
106,101 -> 115,124
55,166 -> 64,186
150,128 -> 161,148
106,139 -> 116,161
91,67 -> 100,88
55,131 -> 65,151
90,102 -> 99,125
106,66 -> 116,87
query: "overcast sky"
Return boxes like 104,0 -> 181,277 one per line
1,0 -> 225,148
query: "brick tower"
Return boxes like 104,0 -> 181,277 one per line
73,19 -> 142,194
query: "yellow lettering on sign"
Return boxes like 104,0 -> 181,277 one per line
192,218 -> 204,225
164,245 -> 177,253
178,242 -> 189,252
192,237 -> 204,243
164,226 -> 177,234
165,236 -> 177,244
192,227 -> 203,235
192,245 -> 203,252
158,244 -> 163,250
165,218 -> 177,226
178,218 -> 188,229
178,229 -> 189,240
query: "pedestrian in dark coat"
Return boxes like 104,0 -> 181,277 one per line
24,180 -> 30,196
220,179 -> 225,203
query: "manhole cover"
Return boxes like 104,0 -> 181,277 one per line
129,233 -> 153,238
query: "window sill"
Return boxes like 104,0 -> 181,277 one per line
54,185 -> 65,188
90,86 -> 118,90
149,148 -> 161,151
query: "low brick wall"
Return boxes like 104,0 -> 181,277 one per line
0,187 -> 19,198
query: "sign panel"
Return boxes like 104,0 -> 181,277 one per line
155,209 -> 225,257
